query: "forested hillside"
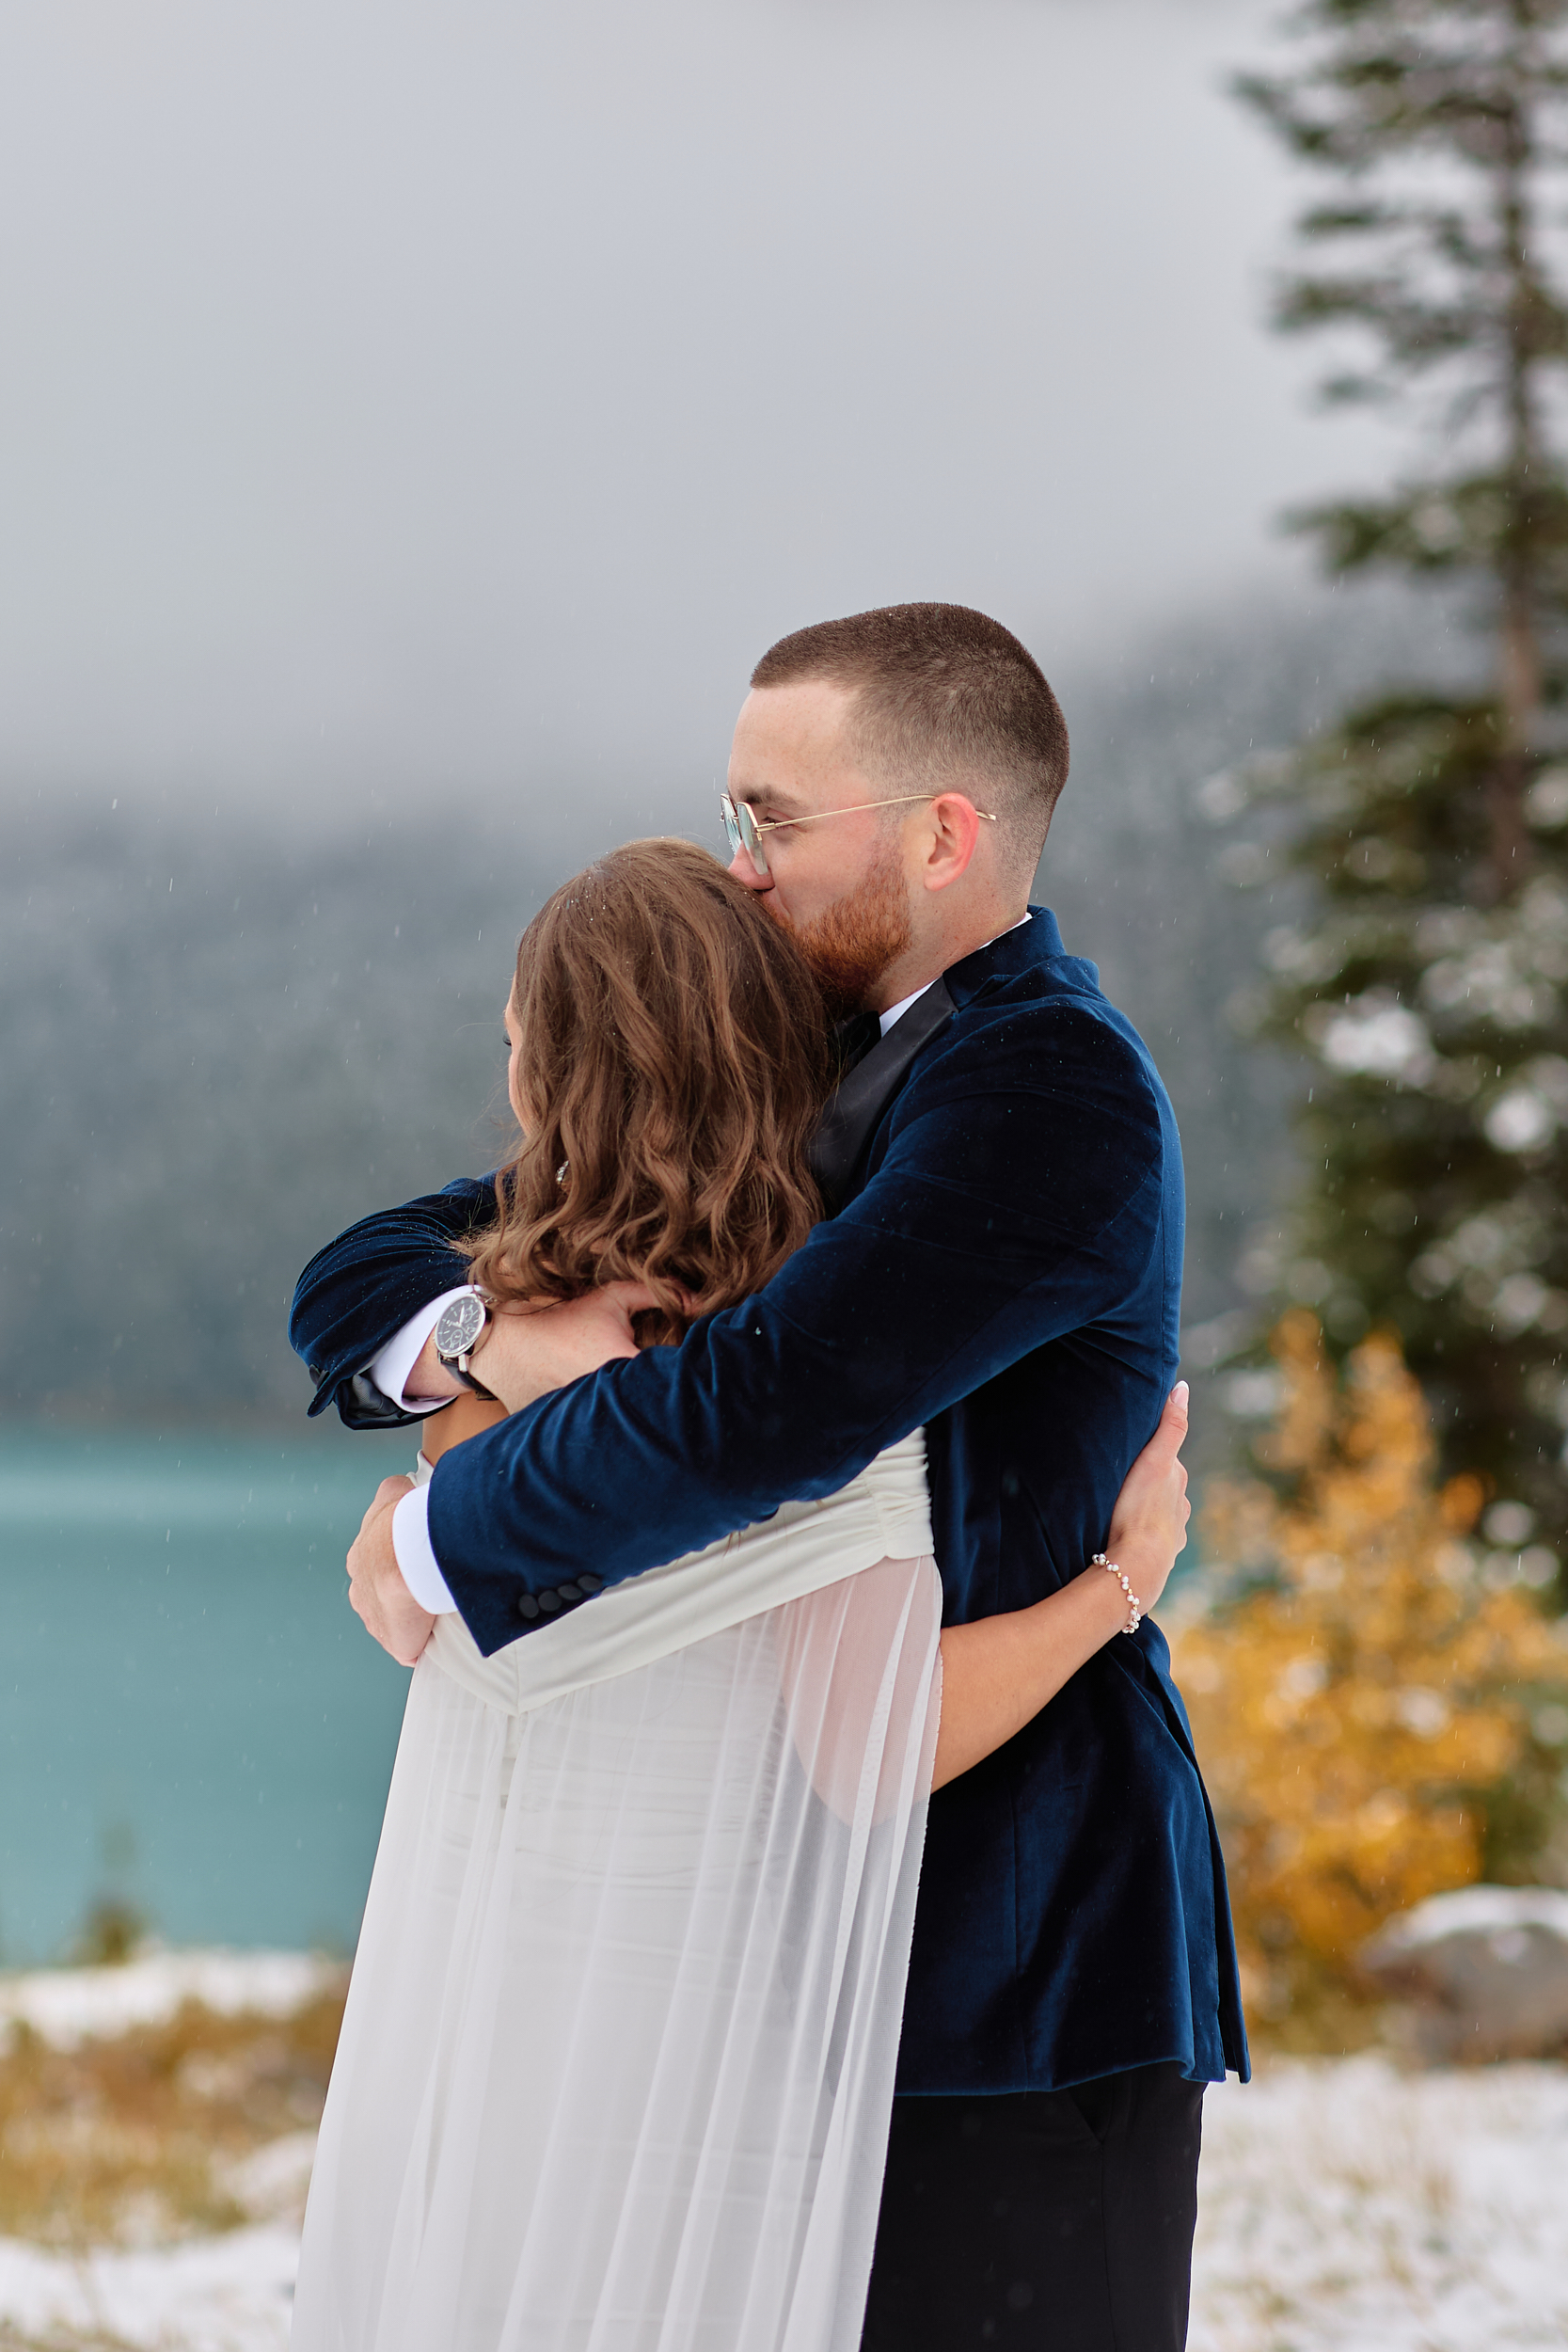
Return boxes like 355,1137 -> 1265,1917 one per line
1,585 -> 1465,1424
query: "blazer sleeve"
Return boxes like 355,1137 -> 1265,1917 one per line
288,1176 -> 498,1427
429,999 -> 1168,1654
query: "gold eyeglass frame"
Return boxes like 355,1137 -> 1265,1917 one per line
721,791 -> 995,878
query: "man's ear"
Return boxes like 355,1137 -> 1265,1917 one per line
921,793 -> 988,895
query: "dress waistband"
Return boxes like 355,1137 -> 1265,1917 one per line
420,1429 -> 931,1718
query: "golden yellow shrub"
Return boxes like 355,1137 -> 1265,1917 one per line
1173,1313 -> 1568,2028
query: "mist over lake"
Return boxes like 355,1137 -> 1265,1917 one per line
2,580 -> 1463,1425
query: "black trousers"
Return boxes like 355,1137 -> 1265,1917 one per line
860,2064 -> 1204,2352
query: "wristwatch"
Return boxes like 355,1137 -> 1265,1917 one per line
433,1290 -> 495,1396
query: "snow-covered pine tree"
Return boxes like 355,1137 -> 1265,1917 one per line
1221,0 -> 1568,1559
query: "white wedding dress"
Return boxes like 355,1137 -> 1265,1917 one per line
292,1431 -> 942,2352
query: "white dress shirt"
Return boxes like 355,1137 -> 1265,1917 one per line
876,981 -> 932,1036
371,1288 -> 479,1420
372,1294 -> 476,1616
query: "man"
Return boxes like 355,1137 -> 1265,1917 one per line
293,603 -> 1247,2348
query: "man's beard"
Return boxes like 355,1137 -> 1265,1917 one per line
779,839 -> 913,1023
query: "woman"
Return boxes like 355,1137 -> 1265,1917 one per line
292,840 -> 1189,2352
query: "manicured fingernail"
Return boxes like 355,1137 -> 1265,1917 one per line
1171,1381 -> 1189,1406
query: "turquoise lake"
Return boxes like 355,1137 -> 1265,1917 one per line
0,1423 -> 420,1963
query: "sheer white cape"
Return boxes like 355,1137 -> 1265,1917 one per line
293,1432 -> 942,2352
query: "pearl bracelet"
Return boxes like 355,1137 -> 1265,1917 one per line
1092,1553 -> 1143,1635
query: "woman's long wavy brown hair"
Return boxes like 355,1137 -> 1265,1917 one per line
462,839 -> 832,1343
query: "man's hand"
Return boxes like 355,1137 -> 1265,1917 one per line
468,1281 -> 661,1412
347,1476 -> 436,1666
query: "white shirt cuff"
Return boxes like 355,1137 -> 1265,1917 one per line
391,1484 -> 458,1613
369,1287 -> 478,1414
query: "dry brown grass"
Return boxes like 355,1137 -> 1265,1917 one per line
0,1982 -> 346,2253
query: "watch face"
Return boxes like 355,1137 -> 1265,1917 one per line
435,1293 -> 486,1361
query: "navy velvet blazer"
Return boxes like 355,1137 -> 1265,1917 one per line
292,910 -> 1248,2096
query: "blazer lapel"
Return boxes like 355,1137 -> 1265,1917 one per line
810,978 -> 956,1212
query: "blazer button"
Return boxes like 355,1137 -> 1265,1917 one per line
576,1573 -> 603,1595
516,1594 -> 540,1621
538,1589 -> 562,1613
557,1581 -> 583,1603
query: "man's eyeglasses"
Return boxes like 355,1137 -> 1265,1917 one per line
721,791 -> 995,879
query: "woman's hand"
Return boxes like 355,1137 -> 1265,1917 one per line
1102,1382 -> 1190,1618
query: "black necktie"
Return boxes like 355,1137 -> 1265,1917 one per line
832,1011 -> 882,1077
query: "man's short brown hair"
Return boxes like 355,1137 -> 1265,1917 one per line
751,602 -> 1069,876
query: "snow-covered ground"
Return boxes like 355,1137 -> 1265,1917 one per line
0,1951 -> 336,2349
1193,2058 -> 1568,2351
0,1956 -> 1564,2349
0,1947 -> 341,2051
0,2222 -> 300,2351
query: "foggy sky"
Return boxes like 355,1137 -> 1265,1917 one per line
0,0 -> 1397,835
